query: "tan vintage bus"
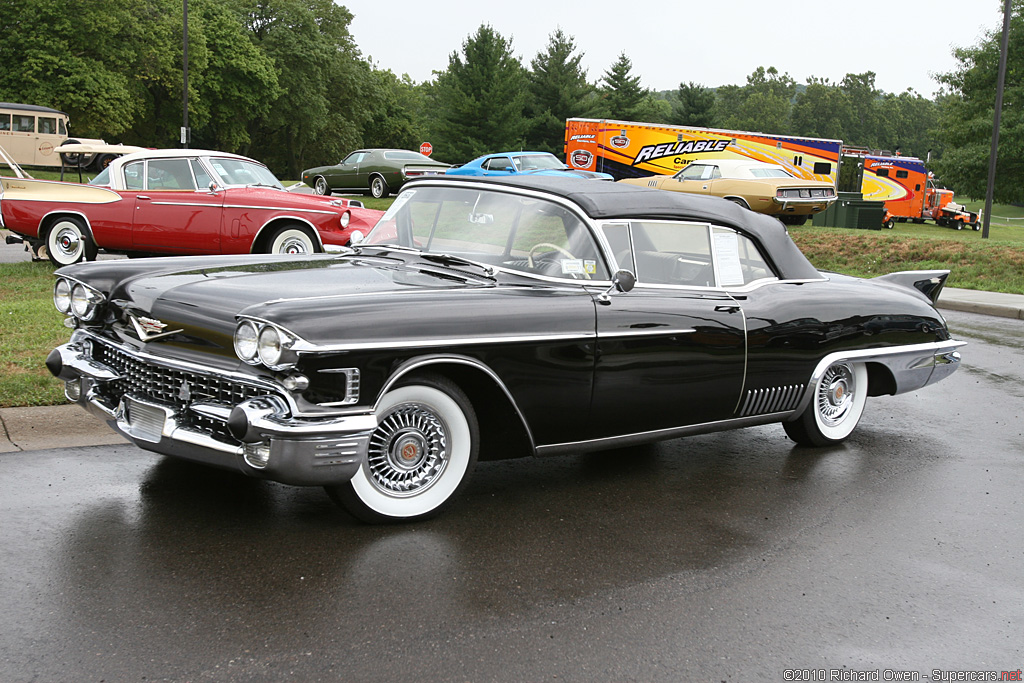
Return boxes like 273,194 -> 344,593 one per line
0,102 -> 104,168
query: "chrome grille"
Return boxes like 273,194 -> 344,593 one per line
95,343 -> 268,408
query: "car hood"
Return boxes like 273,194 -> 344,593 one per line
61,252 -> 514,357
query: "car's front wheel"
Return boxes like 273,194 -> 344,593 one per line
326,376 -> 479,523
313,176 -> 330,195
267,225 -> 319,255
784,361 -> 868,446
369,175 -> 390,199
46,217 -> 98,266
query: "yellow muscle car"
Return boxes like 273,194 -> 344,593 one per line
618,159 -> 836,225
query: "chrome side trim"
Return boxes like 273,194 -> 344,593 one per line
537,411 -> 793,457
740,384 -> 804,417
288,330 -> 597,355
378,354 -> 537,453
597,328 -> 696,339
224,204 -> 339,216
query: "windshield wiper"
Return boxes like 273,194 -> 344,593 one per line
418,252 -> 496,277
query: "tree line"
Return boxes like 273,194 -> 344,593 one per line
0,0 -> 1018,201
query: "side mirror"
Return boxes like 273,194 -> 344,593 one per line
598,269 -> 636,304
612,269 -> 636,293
208,181 -> 220,193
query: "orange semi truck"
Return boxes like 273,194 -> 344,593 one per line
855,153 -> 980,231
564,118 -> 842,184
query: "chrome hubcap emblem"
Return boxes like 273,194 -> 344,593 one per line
817,364 -> 855,426
367,403 -> 448,496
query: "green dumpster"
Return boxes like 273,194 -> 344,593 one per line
813,192 -> 885,230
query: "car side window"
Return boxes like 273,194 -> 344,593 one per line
124,161 -> 145,190
676,164 -> 708,181
712,226 -> 775,286
0,114 -> 10,131
485,157 -> 512,172
146,158 -> 196,191
629,221 -> 715,287
190,159 -> 213,189
600,223 -> 635,274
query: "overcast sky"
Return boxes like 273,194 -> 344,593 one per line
342,0 -> 1002,98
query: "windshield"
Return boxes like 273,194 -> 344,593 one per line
206,157 -> 284,189
513,154 -> 565,171
365,186 -> 609,280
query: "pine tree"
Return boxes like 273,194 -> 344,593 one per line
426,25 -> 529,162
526,29 -> 600,154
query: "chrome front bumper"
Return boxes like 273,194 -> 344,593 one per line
47,336 -> 376,487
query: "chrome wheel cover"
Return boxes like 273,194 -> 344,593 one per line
371,177 -> 386,198
314,177 -> 328,195
276,235 -> 311,254
816,363 -> 856,427
367,402 -> 449,496
50,223 -> 83,262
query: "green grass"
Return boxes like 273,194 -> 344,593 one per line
0,262 -> 72,407
789,224 -> 1024,294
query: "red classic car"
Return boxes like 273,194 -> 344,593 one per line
0,148 -> 383,266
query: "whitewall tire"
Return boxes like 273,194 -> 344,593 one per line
327,376 -> 479,523
784,361 -> 868,446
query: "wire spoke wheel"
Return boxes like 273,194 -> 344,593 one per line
367,403 -> 450,496
784,361 -> 868,446
326,376 -> 478,523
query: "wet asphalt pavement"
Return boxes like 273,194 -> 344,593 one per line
1,314 -> 1022,682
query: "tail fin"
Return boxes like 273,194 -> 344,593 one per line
873,270 -> 950,304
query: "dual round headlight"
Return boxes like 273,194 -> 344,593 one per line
234,320 -> 296,369
54,278 -> 104,321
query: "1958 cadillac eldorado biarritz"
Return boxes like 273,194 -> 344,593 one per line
46,175 -> 964,522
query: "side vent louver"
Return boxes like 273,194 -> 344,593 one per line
740,384 -> 805,417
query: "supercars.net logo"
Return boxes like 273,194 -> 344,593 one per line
633,139 -> 729,166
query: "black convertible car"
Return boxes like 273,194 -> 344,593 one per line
47,176 -> 964,522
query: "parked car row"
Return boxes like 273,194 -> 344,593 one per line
300,149 -> 615,199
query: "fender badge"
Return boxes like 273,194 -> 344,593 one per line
129,315 -> 184,342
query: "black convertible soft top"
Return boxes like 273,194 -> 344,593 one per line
409,175 -> 823,281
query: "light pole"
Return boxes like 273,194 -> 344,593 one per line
981,0 -> 1011,239
182,0 -> 189,148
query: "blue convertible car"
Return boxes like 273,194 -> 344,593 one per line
446,151 -> 613,180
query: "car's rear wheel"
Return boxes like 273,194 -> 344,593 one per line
326,376 -> 479,523
267,225 -> 319,255
313,176 -> 330,195
369,175 -> 390,199
46,217 -> 98,266
784,361 -> 868,446
725,197 -> 750,210
884,217 -> 895,229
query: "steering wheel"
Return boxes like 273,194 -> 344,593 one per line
527,242 -> 591,279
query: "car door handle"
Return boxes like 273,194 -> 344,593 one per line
715,305 -> 741,313
137,195 -> 151,200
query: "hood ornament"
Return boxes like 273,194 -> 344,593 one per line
129,314 -> 184,342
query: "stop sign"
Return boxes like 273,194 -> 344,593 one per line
420,142 -> 433,157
